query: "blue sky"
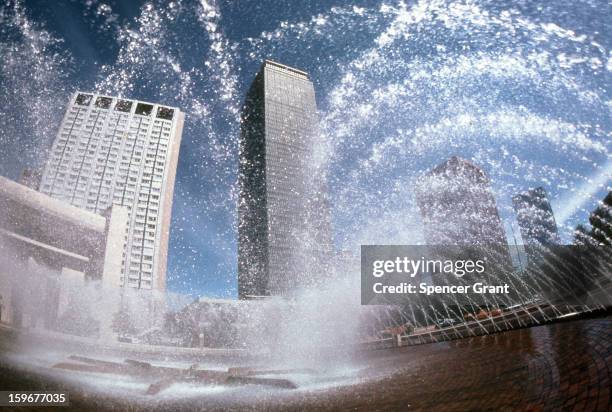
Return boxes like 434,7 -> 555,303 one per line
0,0 -> 610,300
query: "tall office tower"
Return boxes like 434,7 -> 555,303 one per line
512,187 -> 559,246
39,92 -> 184,291
238,60 -> 332,299
414,156 -> 512,267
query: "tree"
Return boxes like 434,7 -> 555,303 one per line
112,308 -> 136,336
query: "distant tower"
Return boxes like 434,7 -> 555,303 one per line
512,187 -> 559,246
238,60 -> 332,299
414,156 -> 512,267
39,92 -> 184,292
588,191 -> 612,246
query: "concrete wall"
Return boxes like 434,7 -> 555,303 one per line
155,111 -> 184,293
0,176 -> 128,329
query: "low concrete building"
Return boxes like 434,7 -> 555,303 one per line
0,175 -> 128,331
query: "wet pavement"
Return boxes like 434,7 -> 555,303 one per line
0,316 -> 611,411
280,316 -> 612,411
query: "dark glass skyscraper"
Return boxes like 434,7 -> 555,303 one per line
512,187 -> 559,246
414,156 -> 513,269
238,60 -> 332,299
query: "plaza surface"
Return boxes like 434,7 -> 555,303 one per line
0,316 -> 610,411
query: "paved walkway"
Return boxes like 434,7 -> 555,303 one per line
278,316 -> 612,411
0,316 -> 610,411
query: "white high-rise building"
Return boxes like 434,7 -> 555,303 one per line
39,92 -> 184,291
